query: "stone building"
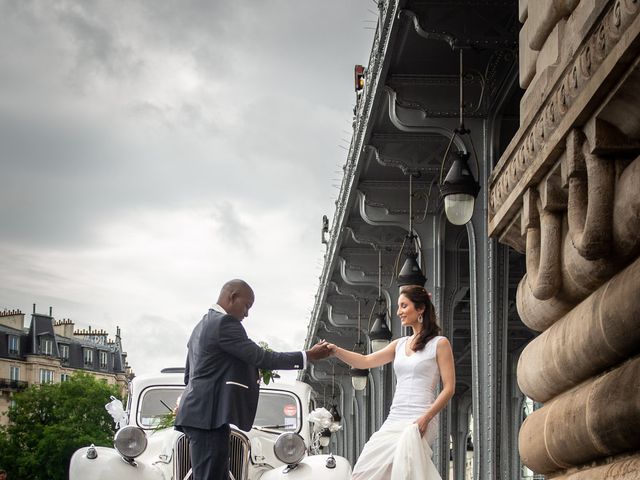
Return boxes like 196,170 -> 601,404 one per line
493,1 -> 640,478
300,1 -> 639,479
0,307 -> 132,425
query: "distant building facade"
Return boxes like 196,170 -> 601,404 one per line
0,307 -> 132,425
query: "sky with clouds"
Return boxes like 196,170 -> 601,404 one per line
0,0 -> 377,380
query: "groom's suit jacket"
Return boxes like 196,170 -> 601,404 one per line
175,308 -> 304,432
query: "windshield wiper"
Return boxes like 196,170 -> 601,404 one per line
254,424 -> 286,429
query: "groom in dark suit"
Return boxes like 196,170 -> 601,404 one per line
175,279 -> 331,480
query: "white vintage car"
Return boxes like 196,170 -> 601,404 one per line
69,368 -> 351,480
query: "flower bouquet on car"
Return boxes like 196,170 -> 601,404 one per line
153,395 -> 181,431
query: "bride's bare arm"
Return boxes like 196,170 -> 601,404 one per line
328,339 -> 398,369
416,337 -> 456,436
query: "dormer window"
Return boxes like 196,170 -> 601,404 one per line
8,335 -> 19,355
83,348 -> 94,366
59,344 -> 69,363
99,351 -> 108,369
40,338 -> 53,356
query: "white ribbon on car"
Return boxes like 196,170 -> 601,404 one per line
308,407 -> 342,454
105,396 -> 129,428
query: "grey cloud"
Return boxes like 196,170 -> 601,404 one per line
0,249 -> 71,290
55,2 -> 138,81
125,313 -> 192,373
0,0 -> 377,374
0,1 -> 238,109
210,202 -> 252,252
0,109 -> 242,247
126,99 -> 219,134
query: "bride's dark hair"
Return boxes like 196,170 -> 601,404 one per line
399,285 -> 441,352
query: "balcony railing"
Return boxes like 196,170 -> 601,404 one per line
0,378 -> 29,392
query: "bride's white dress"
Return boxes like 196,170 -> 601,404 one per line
351,335 -> 444,480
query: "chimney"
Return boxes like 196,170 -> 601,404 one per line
53,318 -> 75,338
49,306 -> 53,317
0,309 -> 25,331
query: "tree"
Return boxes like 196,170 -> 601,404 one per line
0,372 -> 122,480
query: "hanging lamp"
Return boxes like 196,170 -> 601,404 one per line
370,250 -> 392,352
350,299 -> 368,391
439,48 -> 480,225
397,174 -> 427,288
329,363 -> 341,422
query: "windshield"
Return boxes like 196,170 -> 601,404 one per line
135,385 -> 302,432
253,390 -> 301,433
137,386 -> 183,428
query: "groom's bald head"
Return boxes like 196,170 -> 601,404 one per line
217,279 -> 254,321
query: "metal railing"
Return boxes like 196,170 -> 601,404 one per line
0,378 -> 28,392
175,429 -> 250,480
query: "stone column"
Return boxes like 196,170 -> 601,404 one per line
489,1 -> 640,477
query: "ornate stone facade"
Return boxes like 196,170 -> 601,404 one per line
489,1 -> 640,477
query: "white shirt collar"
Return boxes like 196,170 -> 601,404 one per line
212,303 -> 227,314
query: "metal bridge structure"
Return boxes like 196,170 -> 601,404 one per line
300,1 -> 640,479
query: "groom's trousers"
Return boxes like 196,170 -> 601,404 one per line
182,424 -> 230,480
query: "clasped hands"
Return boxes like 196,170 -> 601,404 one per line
305,339 -> 338,362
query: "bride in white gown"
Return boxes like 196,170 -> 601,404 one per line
328,285 -> 455,480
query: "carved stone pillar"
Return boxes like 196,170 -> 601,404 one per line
489,1 -> 640,477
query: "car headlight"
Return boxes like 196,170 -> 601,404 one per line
273,432 -> 306,465
114,426 -> 148,460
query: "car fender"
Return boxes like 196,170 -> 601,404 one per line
69,446 -> 168,480
258,454 -> 351,479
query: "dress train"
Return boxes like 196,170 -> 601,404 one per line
351,421 -> 441,480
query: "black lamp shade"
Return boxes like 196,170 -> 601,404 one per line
369,311 -> 392,353
397,252 -> 427,287
369,312 -> 392,342
439,152 -> 480,198
440,152 -> 480,225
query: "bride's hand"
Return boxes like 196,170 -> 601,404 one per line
415,414 -> 431,437
325,343 -> 338,356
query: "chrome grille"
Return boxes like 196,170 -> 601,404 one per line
229,430 -> 250,480
175,433 -> 191,479
174,430 -> 250,480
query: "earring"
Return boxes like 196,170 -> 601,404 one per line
418,314 -> 423,324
